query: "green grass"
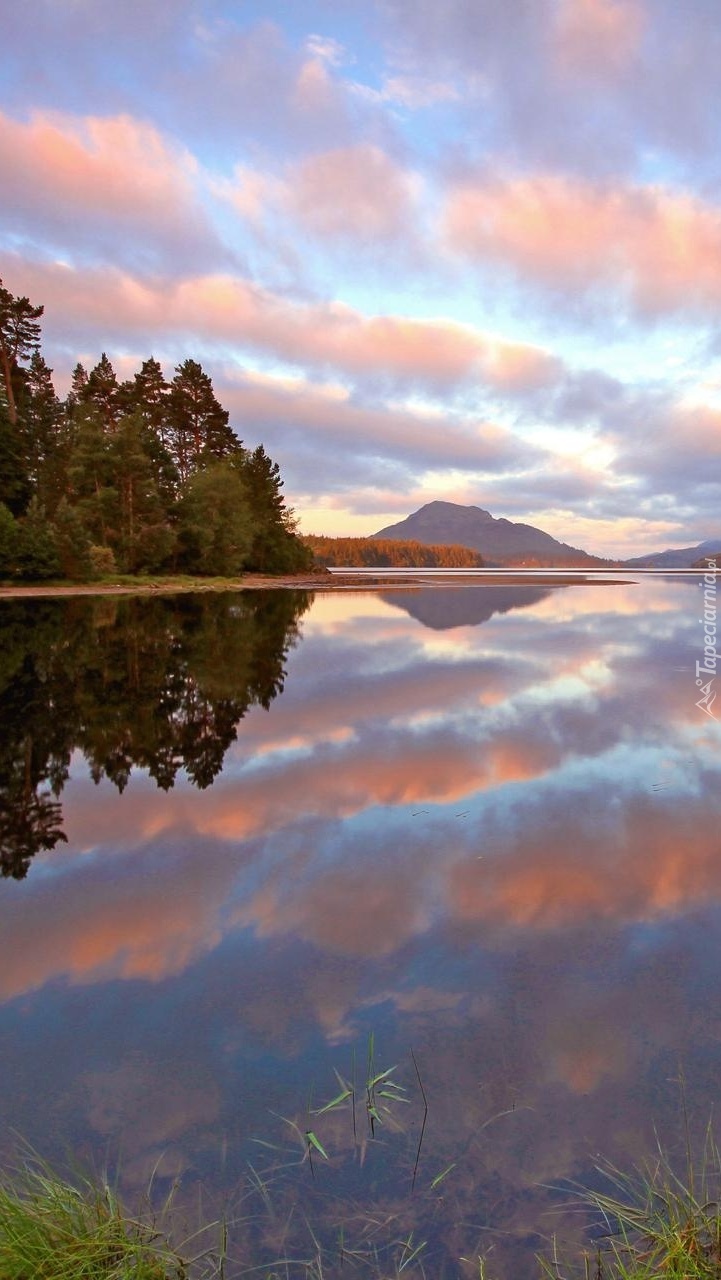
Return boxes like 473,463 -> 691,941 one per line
536,1124 -> 721,1280
0,569 -> 324,593
0,1155 -> 198,1279
0,572 -> 249,591
5,1128 -> 721,1279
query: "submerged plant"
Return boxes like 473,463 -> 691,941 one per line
308,1032 -> 410,1155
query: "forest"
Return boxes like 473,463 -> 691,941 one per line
303,533 -> 485,568
0,279 -> 313,579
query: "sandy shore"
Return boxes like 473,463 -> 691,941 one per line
0,571 -> 634,598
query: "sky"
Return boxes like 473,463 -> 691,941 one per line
2,0 -> 721,557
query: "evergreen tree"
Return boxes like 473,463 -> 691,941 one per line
0,277 -> 43,427
0,399 -> 32,515
82,353 -> 119,428
0,502 -> 19,578
20,352 -> 67,497
107,414 -> 176,571
16,498 -> 59,580
122,357 -> 169,437
67,406 -> 115,546
65,362 -> 89,418
240,445 -> 313,573
52,497 -> 93,580
179,461 -> 253,576
118,359 -> 178,504
168,359 -> 240,482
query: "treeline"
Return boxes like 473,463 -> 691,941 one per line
303,534 -> 485,568
0,279 -> 313,579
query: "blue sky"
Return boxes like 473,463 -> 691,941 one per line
2,0 -> 721,555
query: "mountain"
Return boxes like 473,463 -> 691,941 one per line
624,539 -> 721,569
380,584 -> 558,630
372,501 -> 611,567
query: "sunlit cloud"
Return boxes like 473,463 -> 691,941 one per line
553,0 -> 646,76
444,171 -> 721,317
0,108 -> 227,272
2,0 -> 720,548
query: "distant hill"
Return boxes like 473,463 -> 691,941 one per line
372,501 -> 613,567
624,539 -> 721,569
302,533 -> 484,568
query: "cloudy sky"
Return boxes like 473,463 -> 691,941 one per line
3,0 -> 721,555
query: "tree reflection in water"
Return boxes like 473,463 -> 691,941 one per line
0,591 -> 311,879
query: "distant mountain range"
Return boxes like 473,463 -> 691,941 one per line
624,540 -> 721,568
372,502 -> 720,568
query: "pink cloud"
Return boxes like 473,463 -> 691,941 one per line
0,836 -> 233,1001
554,0 -> 645,76
287,143 -> 417,241
0,110 -> 223,270
450,797 -> 721,934
293,53 -> 344,115
3,255 -> 561,397
0,109 -> 193,213
444,171 -> 721,315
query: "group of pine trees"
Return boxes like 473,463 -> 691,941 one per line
0,279 -> 313,580
304,534 -> 485,568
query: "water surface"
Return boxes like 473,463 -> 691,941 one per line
1,578 -> 719,1276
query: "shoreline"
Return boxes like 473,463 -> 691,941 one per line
0,571 -> 636,598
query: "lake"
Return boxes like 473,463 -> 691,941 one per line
1,575 -> 719,1277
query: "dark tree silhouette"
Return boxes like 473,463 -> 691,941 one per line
0,277 -> 43,427
0,591 -> 311,879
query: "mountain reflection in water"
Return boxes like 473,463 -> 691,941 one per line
0,579 -> 719,1278
380,582 -> 557,629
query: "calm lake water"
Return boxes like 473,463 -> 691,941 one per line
1,577 -> 719,1277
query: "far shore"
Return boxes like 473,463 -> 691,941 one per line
0,570 -> 637,598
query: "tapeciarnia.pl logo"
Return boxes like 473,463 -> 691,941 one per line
696,557 -> 718,719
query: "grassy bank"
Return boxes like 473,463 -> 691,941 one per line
3,1145 -> 721,1279
0,570 -> 334,598
0,1157 -> 194,1279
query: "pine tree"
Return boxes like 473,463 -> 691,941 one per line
16,498 -> 59,580
123,357 -> 169,437
65,362 -> 88,416
0,278 -> 43,427
0,399 -> 32,515
67,406 -> 115,546
108,414 -> 176,572
82,353 -> 120,429
118,359 -> 178,503
19,352 -> 67,494
168,359 -> 241,482
240,445 -> 313,573
0,502 -> 19,578
178,461 -> 253,575
52,497 -> 93,580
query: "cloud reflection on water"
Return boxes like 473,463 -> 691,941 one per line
0,579 -> 719,1273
